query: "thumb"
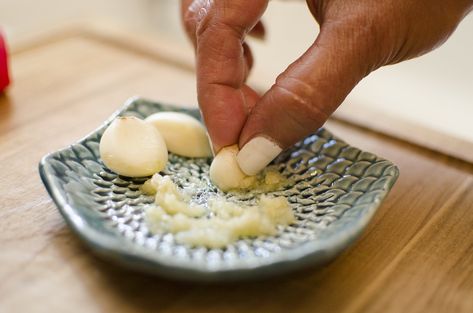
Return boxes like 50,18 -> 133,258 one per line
237,24 -> 377,175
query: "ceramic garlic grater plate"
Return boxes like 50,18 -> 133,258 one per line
39,97 -> 399,282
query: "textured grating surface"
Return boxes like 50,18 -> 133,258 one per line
40,98 -> 399,280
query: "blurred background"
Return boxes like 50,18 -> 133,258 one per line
2,0 -> 472,160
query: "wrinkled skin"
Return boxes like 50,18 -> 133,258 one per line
181,0 -> 473,152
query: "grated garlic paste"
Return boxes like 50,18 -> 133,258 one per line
143,173 -> 295,248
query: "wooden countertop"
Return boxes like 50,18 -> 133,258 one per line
1,27 -> 473,313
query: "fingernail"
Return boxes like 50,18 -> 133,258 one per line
237,136 -> 282,176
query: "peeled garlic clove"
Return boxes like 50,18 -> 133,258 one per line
145,112 -> 212,158
210,145 -> 252,191
99,116 -> 168,177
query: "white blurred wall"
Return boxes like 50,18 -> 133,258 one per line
0,0 -> 184,44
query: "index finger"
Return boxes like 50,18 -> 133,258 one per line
187,0 -> 268,151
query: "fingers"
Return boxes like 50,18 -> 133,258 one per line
237,23 -> 376,175
182,0 -> 268,152
248,21 -> 266,40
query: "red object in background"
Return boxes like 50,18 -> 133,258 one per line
0,31 -> 10,92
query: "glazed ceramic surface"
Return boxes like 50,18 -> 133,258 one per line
39,97 -> 399,281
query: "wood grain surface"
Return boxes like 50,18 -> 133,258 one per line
1,28 -> 472,313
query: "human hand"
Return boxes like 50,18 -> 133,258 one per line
181,0 -> 473,175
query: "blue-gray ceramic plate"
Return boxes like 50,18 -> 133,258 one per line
39,97 -> 398,282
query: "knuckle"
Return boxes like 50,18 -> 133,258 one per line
273,76 -> 330,125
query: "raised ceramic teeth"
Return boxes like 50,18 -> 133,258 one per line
145,112 -> 212,158
99,116 -> 168,177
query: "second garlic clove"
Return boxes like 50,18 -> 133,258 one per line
145,112 -> 212,158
